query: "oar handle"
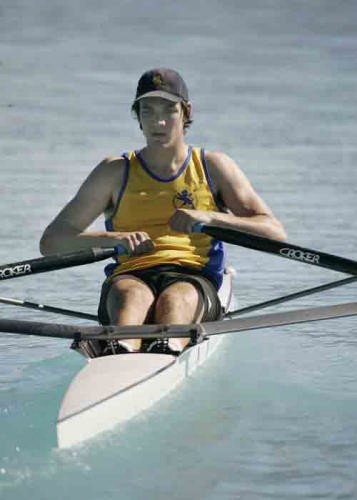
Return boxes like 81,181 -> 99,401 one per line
192,222 -> 205,233
0,245 -> 127,281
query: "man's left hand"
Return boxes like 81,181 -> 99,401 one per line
169,209 -> 214,233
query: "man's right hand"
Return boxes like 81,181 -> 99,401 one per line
118,232 -> 154,255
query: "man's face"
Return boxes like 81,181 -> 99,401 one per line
139,97 -> 185,147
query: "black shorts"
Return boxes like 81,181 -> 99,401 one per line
98,264 -> 223,325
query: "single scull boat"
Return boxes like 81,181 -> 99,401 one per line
1,225 -> 357,449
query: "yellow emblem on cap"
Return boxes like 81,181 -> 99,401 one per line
153,74 -> 163,88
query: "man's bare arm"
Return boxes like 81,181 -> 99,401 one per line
40,157 -> 153,255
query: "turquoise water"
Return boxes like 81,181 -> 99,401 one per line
1,0 -> 357,498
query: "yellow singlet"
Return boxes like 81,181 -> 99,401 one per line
104,146 -> 226,288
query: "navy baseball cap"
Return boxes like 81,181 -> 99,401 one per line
133,68 -> 189,105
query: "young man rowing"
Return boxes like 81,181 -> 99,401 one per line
40,68 -> 286,355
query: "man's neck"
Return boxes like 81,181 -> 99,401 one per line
139,142 -> 190,176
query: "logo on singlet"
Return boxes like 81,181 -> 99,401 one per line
173,189 -> 195,209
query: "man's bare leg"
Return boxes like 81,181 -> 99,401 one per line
154,281 -> 204,351
106,277 -> 155,351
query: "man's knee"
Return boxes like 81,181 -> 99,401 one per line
105,279 -> 154,322
110,278 -> 154,305
154,282 -> 203,321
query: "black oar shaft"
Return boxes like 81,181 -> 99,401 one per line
229,276 -> 357,317
196,225 -> 357,275
0,296 -> 97,321
0,247 -> 117,281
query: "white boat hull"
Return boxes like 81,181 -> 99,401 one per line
57,335 -> 222,448
57,270 -> 234,448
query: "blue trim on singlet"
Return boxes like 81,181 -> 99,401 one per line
200,148 -> 226,289
200,148 -> 217,201
104,261 -> 117,278
104,153 -> 130,232
135,146 -> 192,182
201,239 -> 226,289
201,148 -> 227,212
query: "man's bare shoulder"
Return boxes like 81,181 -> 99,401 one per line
84,155 -> 127,186
204,150 -> 240,170
203,150 -> 245,187
93,155 -> 127,175
103,155 -> 127,165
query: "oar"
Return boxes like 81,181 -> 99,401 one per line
0,246 -> 125,281
1,301 -> 356,340
0,296 -> 97,321
194,224 -> 357,275
228,276 -> 357,317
